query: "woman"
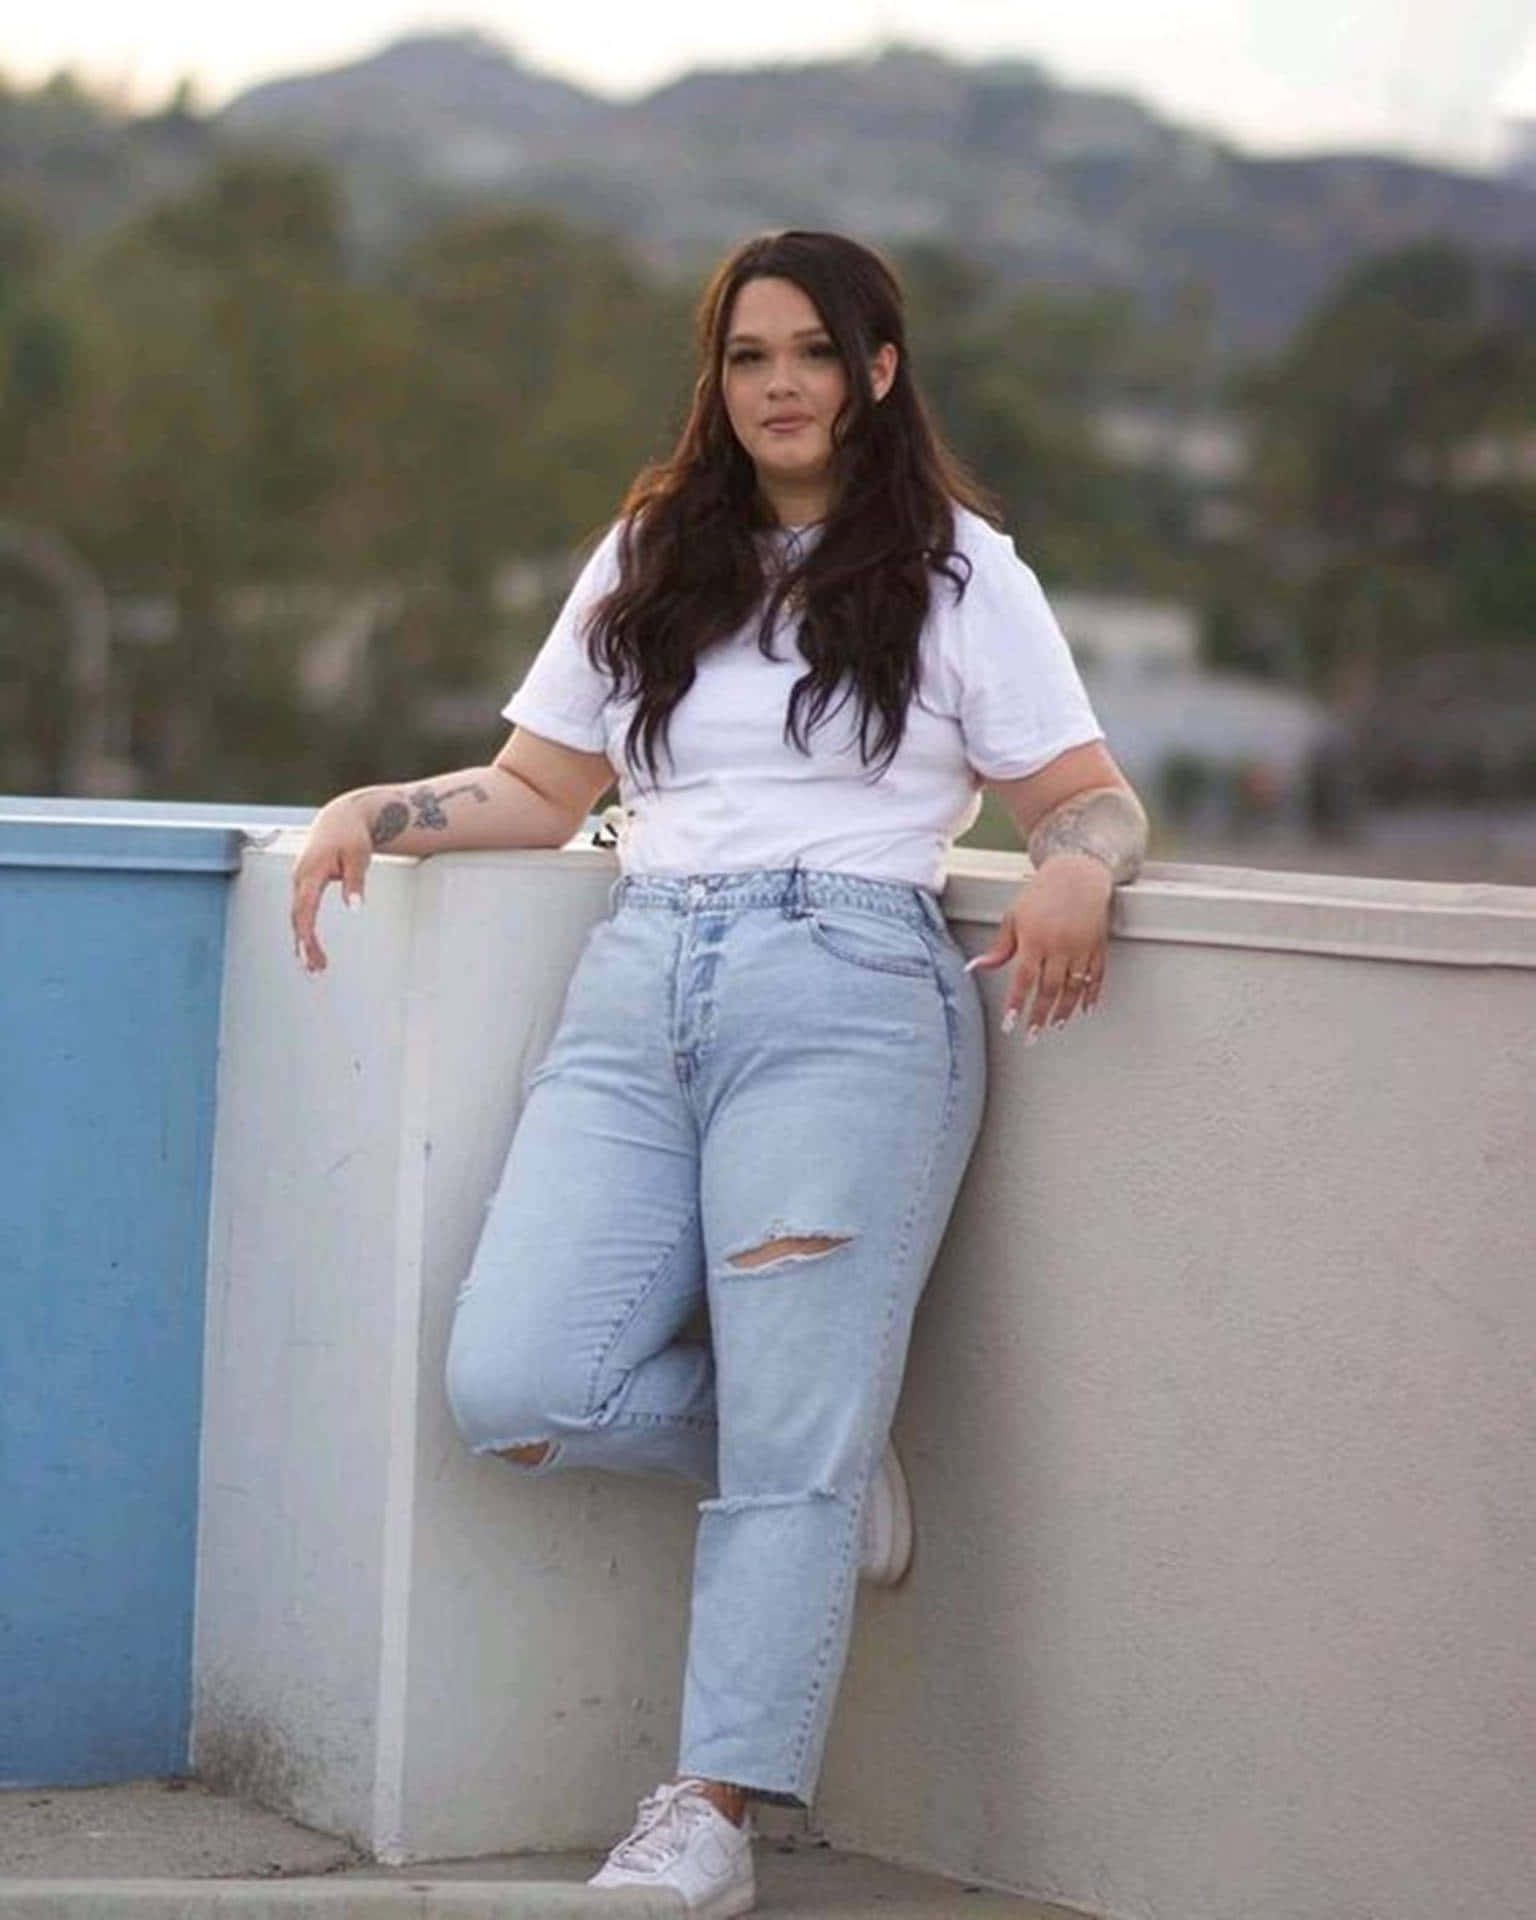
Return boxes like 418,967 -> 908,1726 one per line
290,228 -> 1147,1916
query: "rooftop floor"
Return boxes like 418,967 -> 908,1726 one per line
0,1781 -> 1086,1918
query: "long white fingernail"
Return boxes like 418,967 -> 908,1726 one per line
1001,1008 -> 1017,1035
964,956 -> 982,973
344,892 -> 360,911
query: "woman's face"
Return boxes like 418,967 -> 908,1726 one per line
720,275 -> 893,522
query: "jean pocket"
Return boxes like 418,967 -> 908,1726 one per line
807,906 -> 935,977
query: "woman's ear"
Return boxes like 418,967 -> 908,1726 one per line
870,342 -> 898,403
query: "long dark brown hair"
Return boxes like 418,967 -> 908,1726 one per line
582,229 -> 1002,789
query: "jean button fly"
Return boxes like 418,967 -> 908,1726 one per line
687,881 -> 707,908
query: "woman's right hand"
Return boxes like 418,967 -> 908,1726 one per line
290,792 -> 375,974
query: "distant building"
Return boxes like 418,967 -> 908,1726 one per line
1056,591 -> 1346,831
1053,592 -> 1200,677
1090,407 -> 1250,487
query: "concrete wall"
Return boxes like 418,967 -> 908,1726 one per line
193,840 -> 1536,1920
823,859 -> 1536,1920
190,847 -> 417,1839
192,846 -> 698,1856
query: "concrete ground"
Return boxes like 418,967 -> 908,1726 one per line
0,1780 -> 1091,1918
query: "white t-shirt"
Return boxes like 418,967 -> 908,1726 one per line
501,504 -> 1105,894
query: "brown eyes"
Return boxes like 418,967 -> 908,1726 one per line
726,344 -> 838,366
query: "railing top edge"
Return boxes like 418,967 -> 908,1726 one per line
947,853 -> 1536,967
239,833 -> 1536,968
1,795 -> 313,825
0,817 -> 246,875
234,833 -> 1536,967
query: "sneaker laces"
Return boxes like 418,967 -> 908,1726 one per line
607,1778 -> 717,1872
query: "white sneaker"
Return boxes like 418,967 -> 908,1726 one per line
860,1439 -> 913,1587
588,1777 -> 755,1915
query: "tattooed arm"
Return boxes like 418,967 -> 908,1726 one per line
983,740 -> 1148,886
1024,783 -> 1148,885
340,729 -> 615,858
964,741 -> 1148,1039
350,772 -> 500,854
291,728 -> 615,971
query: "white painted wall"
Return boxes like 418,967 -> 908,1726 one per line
193,847 -> 417,1839
193,840 -> 1536,1920
392,855 -> 699,1860
193,844 -> 699,1859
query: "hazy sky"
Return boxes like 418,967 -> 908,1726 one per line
10,0 -> 1536,171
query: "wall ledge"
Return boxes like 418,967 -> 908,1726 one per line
0,818 -> 244,875
254,831 -> 1536,971
944,848 -> 1536,968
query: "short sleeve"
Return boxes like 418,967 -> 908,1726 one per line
940,520 -> 1105,781
501,520 -> 625,754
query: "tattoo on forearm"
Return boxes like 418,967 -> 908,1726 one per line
408,781 -> 488,830
369,782 -> 489,848
370,800 -> 409,848
1027,785 -> 1148,884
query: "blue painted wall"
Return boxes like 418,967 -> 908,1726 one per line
0,817 -> 243,1786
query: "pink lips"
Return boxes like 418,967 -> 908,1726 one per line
764,416 -> 812,431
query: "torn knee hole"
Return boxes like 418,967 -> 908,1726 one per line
726,1233 -> 853,1272
495,1440 -> 553,1468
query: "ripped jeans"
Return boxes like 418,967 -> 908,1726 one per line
444,865 -> 987,1804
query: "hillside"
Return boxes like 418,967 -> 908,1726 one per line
5,33 -> 1534,356
213,34 -> 1536,355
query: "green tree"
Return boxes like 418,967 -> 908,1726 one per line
895,240 -> 1166,584
38,157 -> 399,790
1240,242 -> 1536,700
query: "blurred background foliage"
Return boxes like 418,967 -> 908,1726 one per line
2,59 -> 1535,873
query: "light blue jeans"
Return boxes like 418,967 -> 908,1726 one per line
445,864 -> 987,1804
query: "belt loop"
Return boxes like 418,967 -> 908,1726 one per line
608,874 -> 626,917
782,859 -> 807,920
915,885 -> 947,935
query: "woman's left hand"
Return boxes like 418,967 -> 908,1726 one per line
964,854 -> 1114,1040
